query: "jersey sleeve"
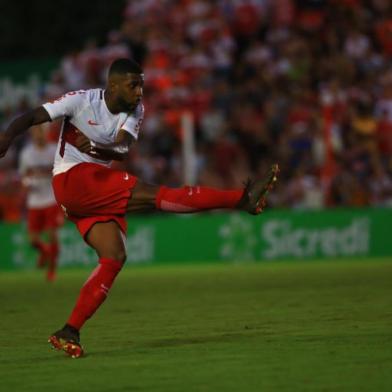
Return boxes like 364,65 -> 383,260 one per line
42,90 -> 86,120
120,103 -> 144,140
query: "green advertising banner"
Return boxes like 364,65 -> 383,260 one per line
0,208 -> 391,270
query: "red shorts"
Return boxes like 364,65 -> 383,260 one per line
27,204 -> 64,233
52,163 -> 138,239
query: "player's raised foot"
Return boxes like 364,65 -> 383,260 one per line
237,163 -> 279,215
48,324 -> 84,358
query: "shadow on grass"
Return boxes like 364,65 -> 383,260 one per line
141,331 -> 259,348
90,330 -> 263,357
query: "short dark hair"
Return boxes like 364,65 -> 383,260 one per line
108,58 -> 143,76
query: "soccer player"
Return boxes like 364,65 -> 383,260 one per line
0,58 -> 279,358
19,124 -> 63,281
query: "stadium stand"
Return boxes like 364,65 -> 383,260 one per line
1,0 -> 392,221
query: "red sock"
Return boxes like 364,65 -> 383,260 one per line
32,240 -> 50,267
156,186 -> 243,212
67,258 -> 123,330
47,242 -> 59,281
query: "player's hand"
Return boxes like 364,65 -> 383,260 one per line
75,132 -> 93,154
74,132 -> 106,160
0,133 -> 13,158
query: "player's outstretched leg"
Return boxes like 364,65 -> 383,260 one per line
153,163 -> 279,213
128,164 -> 279,214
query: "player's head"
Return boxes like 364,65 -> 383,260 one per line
106,58 -> 144,112
30,124 -> 48,147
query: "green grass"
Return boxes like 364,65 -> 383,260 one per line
0,259 -> 392,392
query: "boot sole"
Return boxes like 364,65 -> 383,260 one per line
252,164 -> 279,214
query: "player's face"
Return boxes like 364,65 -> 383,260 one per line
116,73 -> 144,112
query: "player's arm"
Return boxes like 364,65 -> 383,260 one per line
0,107 -> 50,158
75,129 -> 134,161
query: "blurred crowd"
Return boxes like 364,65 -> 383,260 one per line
2,0 -> 392,221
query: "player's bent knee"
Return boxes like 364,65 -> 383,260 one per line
115,251 -> 127,264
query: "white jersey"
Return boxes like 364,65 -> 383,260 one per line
19,143 -> 57,208
42,89 -> 144,176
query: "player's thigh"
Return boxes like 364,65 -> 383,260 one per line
86,220 -> 127,262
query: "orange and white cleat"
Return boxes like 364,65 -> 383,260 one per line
238,163 -> 280,215
48,325 -> 84,358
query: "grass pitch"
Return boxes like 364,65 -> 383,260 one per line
0,259 -> 391,391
